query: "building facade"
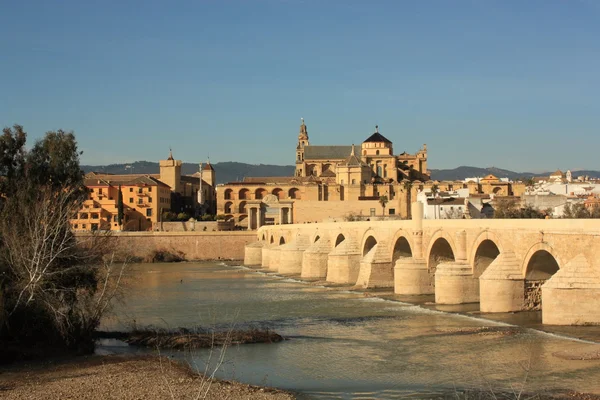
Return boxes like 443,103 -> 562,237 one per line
72,152 -> 217,231
218,120 -> 432,228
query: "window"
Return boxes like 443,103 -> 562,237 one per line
146,209 -> 152,217
91,213 -> 99,219
148,197 -> 152,203
138,188 -> 143,194
376,150 -> 379,155
138,198 -> 143,204
129,188 -> 133,192
91,223 -> 98,231
389,208 -> 395,215
352,179 -> 356,185
129,198 -> 133,203
73,224 -> 78,229
82,224 -> 86,229
370,208 -> 376,217
98,188 -> 103,195
107,215 -> 112,222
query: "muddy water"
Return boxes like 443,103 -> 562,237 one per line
101,262 -> 600,399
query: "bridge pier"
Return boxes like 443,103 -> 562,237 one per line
479,252 -> 524,313
356,243 -> 393,288
279,235 -> 310,274
394,258 -> 432,294
244,241 -> 263,266
542,254 -> 600,325
261,245 -> 273,269
301,238 -> 331,278
434,230 -> 479,304
435,262 -> 479,304
267,246 -> 281,271
327,237 -> 361,284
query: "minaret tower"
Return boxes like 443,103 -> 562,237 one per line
295,118 -> 309,177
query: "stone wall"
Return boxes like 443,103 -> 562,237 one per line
153,220 -> 235,232
293,199 -> 388,224
156,221 -> 219,232
78,231 -> 256,261
524,280 -> 544,310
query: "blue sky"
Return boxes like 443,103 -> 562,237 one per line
1,0 -> 599,172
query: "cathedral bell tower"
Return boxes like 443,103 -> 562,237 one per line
295,118 -> 309,177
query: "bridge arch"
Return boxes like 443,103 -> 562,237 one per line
470,231 -> 502,278
270,235 -> 275,244
360,229 -> 380,256
521,242 -> 561,279
427,230 -> 456,274
363,235 -> 377,257
521,242 -> 561,311
334,233 -> 346,248
279,236 -> 286,245
390,229 -> 414,264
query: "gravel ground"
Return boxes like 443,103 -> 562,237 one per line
0,355 -> 295,400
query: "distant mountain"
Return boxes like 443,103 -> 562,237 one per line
81,161 -> 296,185
82,161 -> 600,184
429,166 -> 600,181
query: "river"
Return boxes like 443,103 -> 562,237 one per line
100,262 -> 600,399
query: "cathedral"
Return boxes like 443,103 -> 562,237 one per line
217,120 -> 431,229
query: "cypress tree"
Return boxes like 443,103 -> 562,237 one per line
117,185 -> 124,228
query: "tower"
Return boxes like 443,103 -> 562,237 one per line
295,118 -> 309,176
202,158 -> 215,187
159,149 -> 182,193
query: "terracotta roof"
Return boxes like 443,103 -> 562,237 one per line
304,145 -> 352,160
427,197 -> 466,206
242,176 -> 298,184
363,127 -> 392,144
320,169 -> 336,177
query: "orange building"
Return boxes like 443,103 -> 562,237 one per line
72,152 -> 217,231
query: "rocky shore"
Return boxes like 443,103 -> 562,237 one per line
0,354 -> 295,400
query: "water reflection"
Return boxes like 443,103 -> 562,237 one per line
102,262 -> 600,399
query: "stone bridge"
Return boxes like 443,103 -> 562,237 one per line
244,203 -> 600,325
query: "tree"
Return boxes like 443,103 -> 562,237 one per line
379,195 -> 389,216
493,198 -> 546,219
430,184 -> 439,197
524,177 -> 536,191
0,124 -> 27,196
117,185 -> 124,228
0,124 -> 128,357
26,130 -> 83,189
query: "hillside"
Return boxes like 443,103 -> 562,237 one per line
82,161 -> 600,184
82,161 -> 296,185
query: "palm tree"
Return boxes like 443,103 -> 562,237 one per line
431,184 -> 439,198
379,195 -> 389,216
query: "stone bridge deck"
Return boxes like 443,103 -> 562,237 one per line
244,203 -> 600,325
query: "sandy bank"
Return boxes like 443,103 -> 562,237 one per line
0,354 -> 294,400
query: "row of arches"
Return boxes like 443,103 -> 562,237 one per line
224,187 -> 301,200
260,230 -> 561,311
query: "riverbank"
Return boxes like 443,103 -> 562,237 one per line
0,354 -> 295,400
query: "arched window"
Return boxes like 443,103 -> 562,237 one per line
224,189 -> 233,200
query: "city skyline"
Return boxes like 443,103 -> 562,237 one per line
2,0 -> 600,171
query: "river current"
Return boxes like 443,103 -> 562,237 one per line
100,262 -> 600,399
